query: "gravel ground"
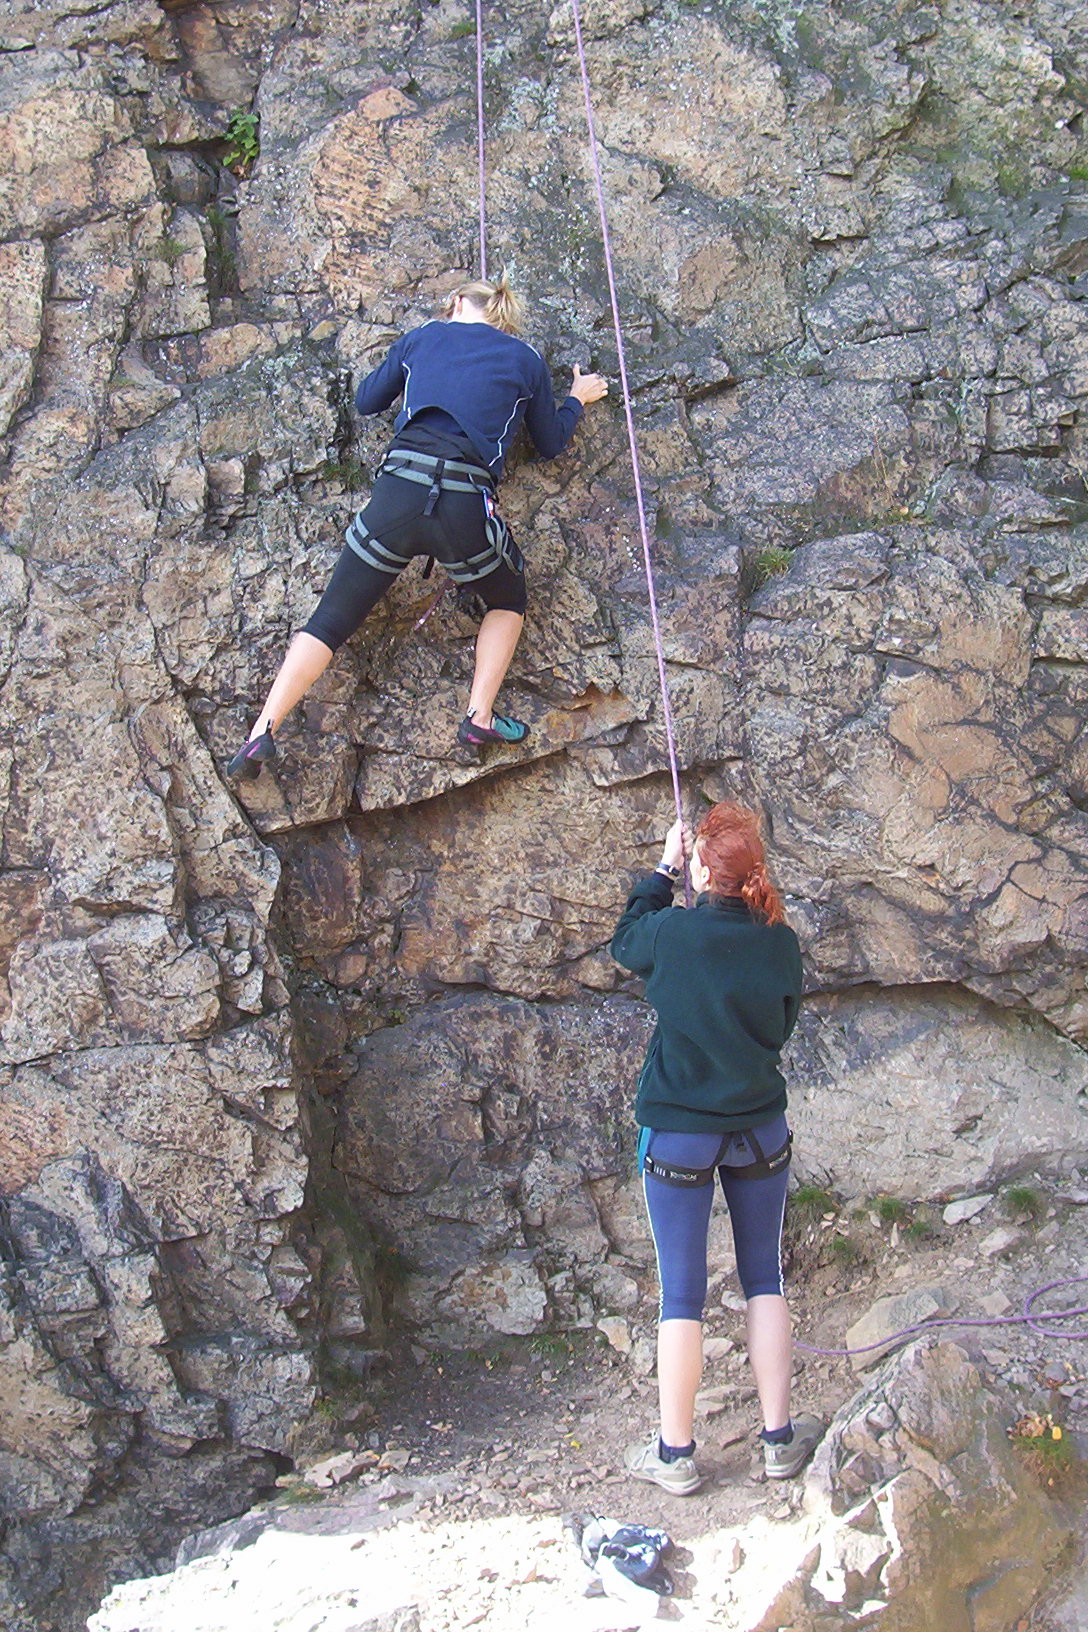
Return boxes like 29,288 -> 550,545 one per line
92,1183 -> 1088,1631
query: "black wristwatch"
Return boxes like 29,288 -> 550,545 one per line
656,862 -> 681,880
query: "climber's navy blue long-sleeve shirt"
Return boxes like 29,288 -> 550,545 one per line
354,319 -> 583,477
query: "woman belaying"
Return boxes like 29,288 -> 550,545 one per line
227,275 -> 608,778
610,801 -> 822,1494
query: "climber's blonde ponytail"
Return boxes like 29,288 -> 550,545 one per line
444,272 -> 525,335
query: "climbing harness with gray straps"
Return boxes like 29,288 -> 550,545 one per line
345,447 -> 524,584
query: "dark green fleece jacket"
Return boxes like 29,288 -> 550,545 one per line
610,872 -> 804,1132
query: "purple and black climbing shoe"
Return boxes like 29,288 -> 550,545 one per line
226,727 -> 277,782
456,711 -> 530,748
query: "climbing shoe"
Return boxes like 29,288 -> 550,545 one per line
226,727 -> 277,782
624,1437 -> 703,1496
456,711 -> 530,748
763,1413 -> 823,1480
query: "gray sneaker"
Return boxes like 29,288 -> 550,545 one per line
763,1412 -> 823,1479
625,1435 -> 703,1496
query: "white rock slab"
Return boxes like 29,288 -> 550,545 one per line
786,989 -> 1088,1200
979,1226 -> 1023,1258
595,1315 -> 631,1355
845,1287 -> 952,1371
943,1194 -> 993,1226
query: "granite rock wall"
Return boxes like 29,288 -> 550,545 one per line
1,0 -> 1087,1624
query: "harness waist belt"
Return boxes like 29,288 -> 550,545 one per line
379,448 -> 495,496
643,1129 -> 793,1188
344,448 -> 524,585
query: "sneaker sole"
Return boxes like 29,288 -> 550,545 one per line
627,1465 -> 703,1496
765,1446 -> 818,1479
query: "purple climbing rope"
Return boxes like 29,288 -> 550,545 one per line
568,0 -> 691,902
475,0 -> 488,280
795,1274 -> 1088,1359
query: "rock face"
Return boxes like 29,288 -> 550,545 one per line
1,0 -> 1087,1626
735,1339 -> 1075,1632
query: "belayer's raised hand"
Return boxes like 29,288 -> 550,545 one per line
570,363 -> 609,405
660,818 -> 693,874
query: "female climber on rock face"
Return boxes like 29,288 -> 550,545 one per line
227,275 -> 608,779
610,800 -> 822,1495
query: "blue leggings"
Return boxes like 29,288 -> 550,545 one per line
639,1115 -> 790,1321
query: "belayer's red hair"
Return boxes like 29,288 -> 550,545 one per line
694,801 -> 786,925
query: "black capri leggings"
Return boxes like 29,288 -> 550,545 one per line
303,474 -> 527,652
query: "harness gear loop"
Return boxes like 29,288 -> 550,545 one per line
422,457 -> 446,516
730,1125 -> 793,1181
641,1151 -> 716,1188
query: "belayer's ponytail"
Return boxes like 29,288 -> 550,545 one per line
695,802 -> 787,926
740,860 -> 785,927
444,272 -> 525,335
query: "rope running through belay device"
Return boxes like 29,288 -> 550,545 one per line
460,1 -> 1088,1360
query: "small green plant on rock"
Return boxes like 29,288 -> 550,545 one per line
827,1232 -> 864,1268
223,108 -> 260,176
783,1184 -> 839,1272
741,545 -> 792,600
1009,1411 -> 1079,1492
874,1195 -> 910,1226
865,1194 -> 937,1243
155,235 -> 186,267
321,456 -> 365,488
905,1207 -> 935,1242
996,160 -> 1032,199
205,201 -> 239,289
755,545 -> 791,582
1004,1184 -> 1043,1222
791,1183 -> 837,1220
448,18 -> 476,38
279,1480 -> 324,1505
530,1331 -> 574,1361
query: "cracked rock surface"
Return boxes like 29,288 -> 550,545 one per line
1,0 -> 1087,1627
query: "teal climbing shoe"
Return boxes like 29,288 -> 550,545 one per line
456,712 -> 530,748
